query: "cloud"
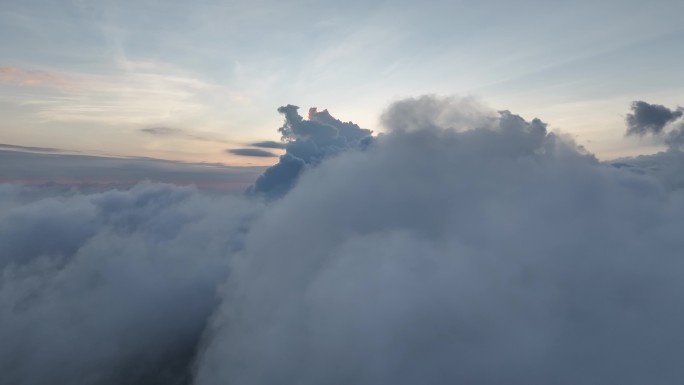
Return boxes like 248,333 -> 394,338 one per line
3,96 -> 684,385
0,143 -> 65,153
139,126 -> 230,144
0,183 -> 264,385
625,101 -> 683,136
195,96 -> 684,385
0,66 -> 71,89
227,148 -> 277,157
248,105 -> 373,198
0,150 -> 264,190
625,101 -> 684,151
381,94 -> 496,133
250,140 -> 287,149
4,60 -> 249,127
139,126 -> 184,136
665,125 -> 684,151
611,150 -> 684,191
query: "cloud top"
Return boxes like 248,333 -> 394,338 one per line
247,105 -> 373,198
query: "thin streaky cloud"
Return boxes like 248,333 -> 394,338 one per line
139,127 -> 183,136
250,140 -> 286,149
139,126 -> 233,144
0,143 -> 66,153
0,66 -> 71,88
227,148 -> 277,158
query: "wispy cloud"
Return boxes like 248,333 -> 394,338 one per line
0,66 -> 72,89
139,127 -> 184,136
0,143 -> 66,153
250,140 -> 286,149
0,149 -> 265,189
227,148 -> 277,157
139,125 -> 233,144
3,61 -> 250,127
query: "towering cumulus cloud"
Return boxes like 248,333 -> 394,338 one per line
2,96 -> 684,385
196,97 -> 684,385
248,105 -> 373,198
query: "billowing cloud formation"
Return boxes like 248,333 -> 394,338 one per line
248,105 -> 373,198
625,101 -> 683,136
3,96 -> 684,385
611,150 -> 684,191
196,97 -> 684,385
0,182 -> 263,385
665,125 -> 684,151
227,148 -> 277,157
381,94 -> 496,132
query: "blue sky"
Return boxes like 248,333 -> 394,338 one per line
1,0 -> 683,166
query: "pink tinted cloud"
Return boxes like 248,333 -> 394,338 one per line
0,66 -> 72,89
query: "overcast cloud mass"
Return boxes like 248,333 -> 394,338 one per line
2,96 -> 684,385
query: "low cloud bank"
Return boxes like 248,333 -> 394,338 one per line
0,150 -> 264,189
2,97 -> 684,385
0,183 -> 263,385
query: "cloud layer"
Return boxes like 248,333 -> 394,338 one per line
0,150 -> 264,189
0,183 -> 264,385
3,96 -> 684,385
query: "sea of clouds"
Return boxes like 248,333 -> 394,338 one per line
2,96 -> 684,385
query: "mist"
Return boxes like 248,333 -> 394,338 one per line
2,96 -> 684,384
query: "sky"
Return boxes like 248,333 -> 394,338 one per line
3,2 -> 684,382
1,0 -> 683,172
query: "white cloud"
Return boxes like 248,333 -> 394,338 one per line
195,96 -> 684,385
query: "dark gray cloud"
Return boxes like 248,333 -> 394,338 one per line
625,101 -> 683,136
0,143 -> 65,153
248,105 -> 373,199
250,140 -> 287,149
4,96 -> 684,385
625,101 -> 684,151
227,148 -> 277,157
